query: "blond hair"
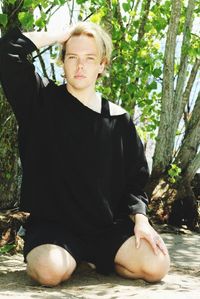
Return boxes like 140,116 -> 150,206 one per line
60,22 -> 113,75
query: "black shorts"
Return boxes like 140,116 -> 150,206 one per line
23,217 -> 134,275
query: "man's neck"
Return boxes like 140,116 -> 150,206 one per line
66,84 -> 101,112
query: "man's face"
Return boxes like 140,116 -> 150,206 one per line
64,35 -> 105,92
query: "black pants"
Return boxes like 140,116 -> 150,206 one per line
23,217 -> 134,275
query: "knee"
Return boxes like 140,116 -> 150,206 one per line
27,264 -> 71,287
26,244 -> 76,287
142,252 -> 170,282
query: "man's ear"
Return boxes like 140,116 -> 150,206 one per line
98,58 -> 107,74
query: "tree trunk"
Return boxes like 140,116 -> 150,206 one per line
152,0 -> 181,178
148,174 -> 199,230
0,1 -> 24,209
175,90 -> 200,170
2,0 -> 23,33
0,87 -> 21,210
172,0 -> 195,126
168,178 -> 199,230
182,58 -> 200,126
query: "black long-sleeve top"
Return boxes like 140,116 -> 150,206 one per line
0,28 -> 149,235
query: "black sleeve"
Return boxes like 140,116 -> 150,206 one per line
0,27 -> 48,125
124,114 -> 150,216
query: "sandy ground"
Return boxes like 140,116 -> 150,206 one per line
0,227 -> 199,299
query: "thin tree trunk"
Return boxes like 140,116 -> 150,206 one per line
182,58 -> 200,125
172,0 -> 195,135
175,90 -> 200,170
152,0 -> 181,177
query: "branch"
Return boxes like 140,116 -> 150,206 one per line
185,89 -> 200,134
10,0 -> 23,19
115,0 -> 123,29
191,33 -> 200,39
47,5 -> 63,23
70,0 -> 75,25
66,0 -> 75,25
83,11 -> 96,21
173,0 -> 195,117
36,49 -> 49,79
45,4 -> 56,15
180,57 -> 200,120
129,0 -> 152,90
138,0 -> 151,40
49,47 -> 56,82
134,0 -> 141,13
126,1 -> 135,30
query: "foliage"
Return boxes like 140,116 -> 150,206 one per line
0,244 -> 16,254
168,164 -> 182,184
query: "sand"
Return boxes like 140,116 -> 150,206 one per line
0,228 -> 199,299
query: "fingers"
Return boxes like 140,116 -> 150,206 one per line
151,235 -> 168,256
155,236 -> 168,255
135,234 -> 141,249
135,232 -> 168,256
148,235 -> 160,255
134,223 -> 168,256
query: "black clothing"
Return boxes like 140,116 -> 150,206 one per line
0,27 -> 149,236
23,216 -> 134,274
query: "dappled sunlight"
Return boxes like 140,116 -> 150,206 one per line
162,233 -> 200,269
0,237 -> 199,299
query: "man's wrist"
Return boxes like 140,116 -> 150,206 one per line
129,213 -> 148,224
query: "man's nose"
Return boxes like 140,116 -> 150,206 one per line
77,58 -> 84,69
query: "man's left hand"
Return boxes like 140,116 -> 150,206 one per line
130,214 -> 168,256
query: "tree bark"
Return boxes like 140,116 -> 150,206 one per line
149,91 -> 200,230
175,90 -> 200,171
182,58 -> 200,126
138,0 -> 151,40
171,0 -> 195,137
0,1 -> 24,210
186,151 -> 200,183
2,0 -> 23,33
152,0 -> 181,177
168,178 -> 198,230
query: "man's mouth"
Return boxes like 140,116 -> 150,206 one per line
74,74 -> 86,79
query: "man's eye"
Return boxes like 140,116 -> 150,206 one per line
68,56 -> 76,59
87,57 -> 95,60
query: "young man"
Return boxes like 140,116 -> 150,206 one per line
0,22 -> 170,287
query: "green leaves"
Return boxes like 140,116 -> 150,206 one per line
152,68 -> 162,78
122,2 -> 131,12
0,14 -> 8,27
168,164 -> 182,184
23,0 -> 36,8
0,244 -> 16,254
147,81 -> 157,91
35,12 -> 47,29
7,0 -> 17,4
18,12 -> 34,30
76,0 -> 88,4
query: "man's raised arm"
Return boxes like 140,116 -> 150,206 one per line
23,30 -> 70,49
